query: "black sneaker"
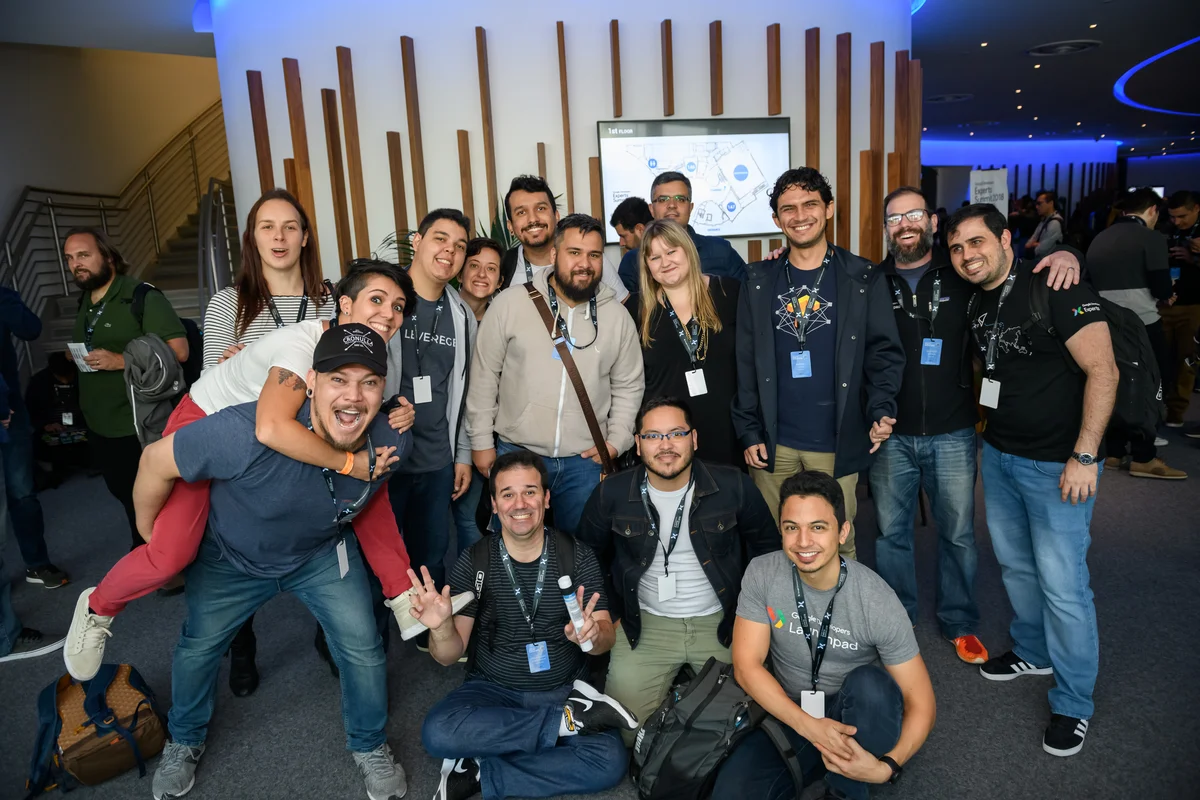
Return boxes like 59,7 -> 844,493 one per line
1183,426 -> 1200,440
979,649 -> 1053,681
228,639 -> 259,697
433,757 -> 480,800
26,565 -> 70,589
1043,714 -> 1089,757
0,628 -> 66,663
563,680 -> 639,734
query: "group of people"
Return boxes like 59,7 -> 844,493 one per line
0,160 -> 1192,800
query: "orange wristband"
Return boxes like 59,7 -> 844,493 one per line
338,451 -> 355,475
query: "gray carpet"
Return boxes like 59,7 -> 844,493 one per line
2,424 -> 1199,800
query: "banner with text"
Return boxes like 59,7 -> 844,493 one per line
970,168 -> 1009,216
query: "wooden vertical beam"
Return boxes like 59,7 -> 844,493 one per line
609,20 -> 623,118
747,240 -> 763,263
661,20 -> 675,117
400,36 -> 428,222
246,70 -> 275,193
887,152 -> 902,193
537,143 -> 547,179
769,238 -> 783,253
320,88 -> 353,273
869,43 -> 885,156
805,28 -> 821,169
894,50 -> 910,189
859,150 -> 882,263
835,32 -> 851,248
456,130 -> 476,230
385,131 -> 409,237
556,21 -> 575,213
589,157 -> 603,221
709,21 -> 723,116
336,48 -> 370,258
282,58 -> 319,260
283,158 -> 297,196
767,24 -> 782,116
475,27 -> 499,225
907,58 -> 922,186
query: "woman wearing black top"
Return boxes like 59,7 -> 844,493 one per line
632,219 -> 741,466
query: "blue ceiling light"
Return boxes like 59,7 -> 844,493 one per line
912,0 -> 927,14
1113,35 -> 1200,117
192,0 -> 212,34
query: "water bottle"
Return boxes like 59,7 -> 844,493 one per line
558,575 -> 593,652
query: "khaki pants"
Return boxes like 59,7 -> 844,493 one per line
751,446 -> 858,559
1160,303 -> 1200,423
605,611 -> 730,746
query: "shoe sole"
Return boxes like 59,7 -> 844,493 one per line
1129,471 -> 1187,480
571,679 -> 639,730
64,587 -> 105,681
980,665 -> 1053,681
432,758 -> 455,800
26,577 -> 68,589
155,776 -> 195,800
399,591 -> 475,642
1043,741 -> 1084,757
1165,423 -> 1184,428
956,651 -> 987,665
0,636 -> 66,664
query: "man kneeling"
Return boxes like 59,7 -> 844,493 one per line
713,472 -> 936,800
412,448 -> 636,800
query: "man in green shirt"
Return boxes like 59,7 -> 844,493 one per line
66,228 -> 188,549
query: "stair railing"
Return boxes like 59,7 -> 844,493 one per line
197,176 -> 240,315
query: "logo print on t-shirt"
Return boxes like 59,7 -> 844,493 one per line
776,287 -> 832,343
767,606 -> 789,629
342,329 -> 375,351
970,314 -> 1031,358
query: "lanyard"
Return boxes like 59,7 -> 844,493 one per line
546,281 -> 599,350
518,246 -> 535,284
890,274 -> 942,337
791,557 -> 848,692
983,269 -> 1020,375
312,426 -> 375,527
266,295 -> 310,329
412,292 -> 445,373
84,299 -> 110,348
662,295 -> 703,367
784,247 -> 833,351
497,533 -> 550,640
639,474 -> 694,576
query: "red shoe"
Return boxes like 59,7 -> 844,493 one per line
952,635 -> 989,664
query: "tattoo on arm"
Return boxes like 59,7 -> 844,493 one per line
276,368 -> 307,392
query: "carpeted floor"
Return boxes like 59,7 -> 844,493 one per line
2,425 -> 1199,800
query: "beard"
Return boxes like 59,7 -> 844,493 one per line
554,269 -> 600,303
887,225 -> 934,264
73,261 -> 114,292
645,448 -> 694,482
787,218 -> 828,250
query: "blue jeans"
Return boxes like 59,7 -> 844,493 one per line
869,428 -> 979,638
2,400 -> 49,569
388,463 -> 455,586
0,454 -> 22,656
980,442 -> 1101,719
713,665 -> 903,800
452,469 -> 485,558
421,679 -> 627,800
496,440 -> 601,536
168,535 -> 387,752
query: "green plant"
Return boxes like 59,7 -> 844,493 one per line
374,231 -> 415,266
480,207 -> 518,253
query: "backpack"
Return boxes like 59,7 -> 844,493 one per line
25,664 -> 166,797
630,658 -> 803,800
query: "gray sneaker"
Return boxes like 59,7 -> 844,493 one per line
153,741 -> 204,799
352,742 -> 407,800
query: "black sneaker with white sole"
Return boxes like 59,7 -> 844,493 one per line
979,649 -> 1053,681
433,757 -> 481,800
563,680 -> 639,735
1043,714 -> 1089,757
26,565 -> 70,589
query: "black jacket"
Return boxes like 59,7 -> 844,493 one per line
575,459 -> 779,649
879,247 -> 978,437
731,246 -> 905,477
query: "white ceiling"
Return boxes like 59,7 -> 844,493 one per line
0,0 -> 214,58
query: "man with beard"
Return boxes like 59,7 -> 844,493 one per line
575,396 -> 778,743
497,175 -> 629,304
468,214 -> 643,535
731,168 -> 903,559
869,188 -> 1081,666
65,228 -> 188,549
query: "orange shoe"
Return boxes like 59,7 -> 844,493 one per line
952,635 -> 989,664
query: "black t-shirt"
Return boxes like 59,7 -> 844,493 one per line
448,531 -> 608,691
970,260 -> 1106,462
398,292 -> 457,473
1170,220 -> 1200,306
773,257 -> 839,452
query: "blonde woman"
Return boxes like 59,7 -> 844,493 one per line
635,219 -> 741,465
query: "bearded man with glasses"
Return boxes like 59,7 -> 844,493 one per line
576,396 -> 779,743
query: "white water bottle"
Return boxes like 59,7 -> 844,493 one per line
559,574 -> 593,653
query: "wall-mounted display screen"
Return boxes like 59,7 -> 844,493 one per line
597,118 -> 791,242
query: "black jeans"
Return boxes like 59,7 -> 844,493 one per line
90,432 -> 143,550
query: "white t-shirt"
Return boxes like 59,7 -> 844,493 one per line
637,482 -> 722,618
188,320 -> 325,415
509,245 -> 630,303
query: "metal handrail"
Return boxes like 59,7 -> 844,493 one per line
118,100 -> 223,200
197,176 -> 240,315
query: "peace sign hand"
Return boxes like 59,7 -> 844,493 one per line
563,586 -> 602,647
401,566 -> 455,631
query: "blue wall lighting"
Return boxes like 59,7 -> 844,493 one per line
1113,36 -> 1200,117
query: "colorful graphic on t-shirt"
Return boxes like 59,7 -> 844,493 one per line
776,286 -> 833,343
767,606 -> 789,628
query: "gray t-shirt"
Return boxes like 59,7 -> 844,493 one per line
399,293 -> 457,473
737,552 -> 919,696
895,263 -> 930,294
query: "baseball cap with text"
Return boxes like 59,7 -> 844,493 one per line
311,322 -> 388,377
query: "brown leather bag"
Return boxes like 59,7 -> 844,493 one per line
525,283 -> 616,476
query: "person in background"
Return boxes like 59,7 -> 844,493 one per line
1163,190 -> 1200,428
1025,190 -> 1064,257
25,352 -> 89,489
618,171 -> 748,293
610,196 -> 652,252
630,219 -> 741,466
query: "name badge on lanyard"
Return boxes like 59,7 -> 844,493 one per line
684,369 -> 707,397
411,293 -> 445,405
791,351 -> 812,379
920,338 -> 943,366
412,375 -> 433,405
664,296 -> 708,397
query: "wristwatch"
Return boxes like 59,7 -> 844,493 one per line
879,755 -> 902,785
1071,452 -> 1096,466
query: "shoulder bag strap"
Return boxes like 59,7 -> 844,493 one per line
759,717 -> 807,799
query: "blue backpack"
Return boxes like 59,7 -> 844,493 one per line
25,664 -> 166,797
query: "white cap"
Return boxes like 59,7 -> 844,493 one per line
558,575 -> 573,590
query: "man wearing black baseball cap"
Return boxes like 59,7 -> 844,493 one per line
136,323 -> 431,800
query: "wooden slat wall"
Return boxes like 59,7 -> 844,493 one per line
747,240 -> 763,263
589,157 -> 603,220
767,24 -> 781,116
893,50 -> 909,192
1027,165 -> 1032,194
282,58 -> 319,259
475,28 -> 499,225
1013,163 -> 1020,197
320,88 -> 353,273
385,131 -> 409,236
907,58 -> 922,186
400,36 -> 428,222
456,130 -> 476,229
709,21 -> 723,116
805,28 -> 820,168
769,238 -> 783,253
556,22 -> 575,213
1040,164 -> 1046,190
537,143 -> 547,179
610,20 -> 623,118
246,70 -> 274,193
336,47 -> 370,258
857,40 -> 884,264
888,152 -> 902,194
835,32 -> 851,247
283,158 -> 297,196
661,20 -> 675,117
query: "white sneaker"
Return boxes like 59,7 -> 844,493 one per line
386,590 -> 474,641
1154,436 -> 1168,447
63,587 -> 114,681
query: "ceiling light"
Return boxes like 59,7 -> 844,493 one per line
1130,147 -> 1135,151
1171,142 -> 1175,145
1142,123 -> 1147,127
923,127 -> 927,131
1028,134 -> 1033,138
1089,23 -> 1097,29
1017,105 -> 1023,110
1033,116 -> 1039,120
970,132 -> 974,136
1076,121 -> 1082,126
1016,89 -> 1022,93
981,42 -> 988,47
1034,64 -> 1041,69
1100,134 -> 1105,138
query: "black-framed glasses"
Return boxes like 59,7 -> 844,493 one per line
884,209 -> 929,227
653,194 -> 691,204
637,429 -> 693,442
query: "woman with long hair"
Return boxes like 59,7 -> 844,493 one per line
635,219 -> 741,466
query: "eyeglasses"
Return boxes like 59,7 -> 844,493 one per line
653,195 -> 691,205
884,209 -> 929,227
637,429 -> 693,442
